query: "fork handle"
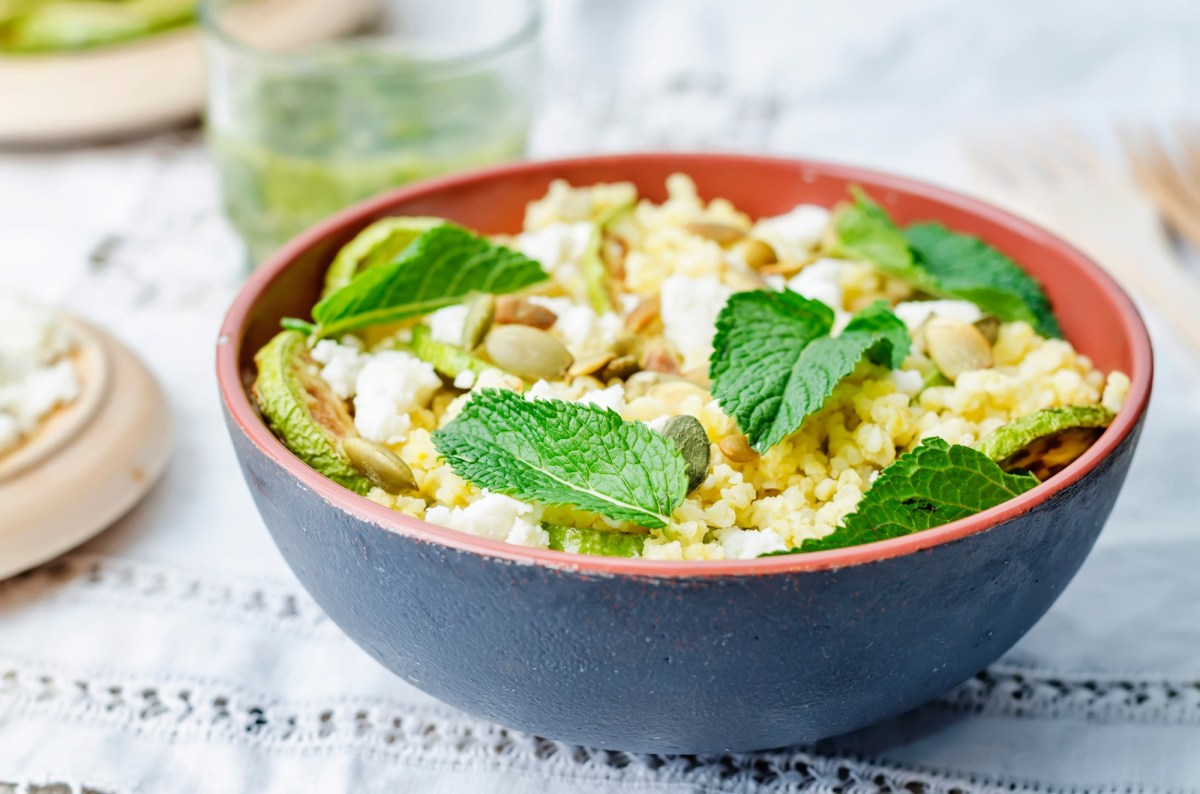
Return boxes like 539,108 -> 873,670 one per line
1111,247 -> 1200,359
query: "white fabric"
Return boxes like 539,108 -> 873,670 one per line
2,0 -> 1200,790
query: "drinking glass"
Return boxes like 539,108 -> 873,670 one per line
202,0 -> 540,263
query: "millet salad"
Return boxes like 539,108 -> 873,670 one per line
252,175 -> 1129,560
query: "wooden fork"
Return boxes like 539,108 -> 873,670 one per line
1118,122 -> 1200,254
962,125 -> 1200,358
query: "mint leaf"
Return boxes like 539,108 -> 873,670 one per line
312,224 -> 548,338
786,438 -> 1039,553
432,389 -> 688,528
830,187 -> 937,290
904,223 -> 1062,338
710,291 -> 910,453
280,317 -> 316,335
830,188 -> 1062,338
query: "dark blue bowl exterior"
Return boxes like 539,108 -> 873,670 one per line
225,408 -> 1143,754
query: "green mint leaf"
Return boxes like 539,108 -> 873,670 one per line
432,389 -> 688,528
312,224 -> 548,338
903,223 -> 1063,338
280,317 -> 316,335
830,187 -> 938,291
710,291 -> 910,453
320,216 -> 443,299
787,437 -> 1039,553
829,188 -> 1062,339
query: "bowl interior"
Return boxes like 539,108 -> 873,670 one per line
224,152 -> 1151,574
238,155 -> 1137,376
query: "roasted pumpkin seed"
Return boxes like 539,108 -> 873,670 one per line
494,296 -> 557,330
642,347 -> 681,374
625,295 -> 661,333
736,237 -> 778,268
484,325 -> 574,381
598,354 -> 640,381
685,221 -> 747,245
569,352 -> 617,377
460,293 -> 496,350
718,433 -> 758,463
660,415 -> 711,492
924,318 -> 993,382
343,437 -> 417,494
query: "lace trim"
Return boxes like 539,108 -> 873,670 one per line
0,554 -> 333,638
0,657 -> 1044,794
7,553 -> 1200,729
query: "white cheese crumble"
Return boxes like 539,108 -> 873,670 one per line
452,370 -> 477,390
427,304 -> 469,346
311,339 -> 367,399
529,296 -> 624,359
517,222 -> 593,276
889,368 -> 926,396
660,275 -> 733,370
352,351 -> 441,445
525,379 -> 557,401
893,300 -> 983,332
751,204 -> 831,263
644,415 -> 671,433
425,492 -> 549,548
786,258 -> 844,310
717,527 -> 788,559
0,296 -> 81,456
578,383 -> 626,414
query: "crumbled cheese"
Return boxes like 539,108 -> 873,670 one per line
525,379 -> 557,401
0,296 -> 81,456
645,415 -> 672,432
660,275 -> 733,370
578,383 -> 626,414
516,222 -> 593,275
751,204 -> 831,263
352,351 -> 442,445
530,297 -> 624,359
889,369 -> 926,396
786,259 -> 844,310
717,527 -> 788,559
311,339 -> 367,399
894,300 -> 984,332
425,492 -> 549,548
427,304 -> 469,346
453,370 -> 477,390
471,368 -> 523,393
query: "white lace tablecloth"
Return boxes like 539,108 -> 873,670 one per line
2,1 -> 1200,791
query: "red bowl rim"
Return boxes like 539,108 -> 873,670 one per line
216,152 -> 1153,578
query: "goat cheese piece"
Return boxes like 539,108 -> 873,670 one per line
525,379 -> 557,401
517,222 -> 593,275
427,304 -> 469,346
352,351 -> 441,445
786,258 -> 844,310
717,527 -> 788,560
425,493 -> 549,548
660,275 -> 733,370
894,300 -> 984,332
889,368 -> 926,396
311,339 -> 367,399
578,383 -> 626,414
529,297 -> 624,359
751,204 -> 831,263
0,296 -> 81,456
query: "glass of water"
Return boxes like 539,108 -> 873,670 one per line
202,0 -> 540,263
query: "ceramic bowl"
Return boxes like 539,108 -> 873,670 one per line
216,153 -> 1152,754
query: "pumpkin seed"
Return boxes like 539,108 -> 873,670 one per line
460,293 -> 496,350
718,433 -> 758,463
343,437 -> 417,494
924,318 -> 993,382
625,295 -> 661,333
570,352 -> 617,377
599,354 -> 640,381
484,325 -> 574,381
642,347 -> 681,374
685,221 -> 746,245
494,296 -> 557,330
736,237 -> 778,268
975,316 -> 1001,345
660,415 -> 711,492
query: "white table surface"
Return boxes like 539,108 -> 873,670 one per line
2,1 -> 1200,791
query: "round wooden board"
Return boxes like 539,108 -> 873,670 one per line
0,0 -> 380,144
0,318 -> 172,579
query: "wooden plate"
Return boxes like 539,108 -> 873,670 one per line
0,0 -> 380,144
0,317 -> 171,579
